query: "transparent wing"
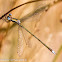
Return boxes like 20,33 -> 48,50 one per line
17,26 -> 25,56
21,25 -> 32,48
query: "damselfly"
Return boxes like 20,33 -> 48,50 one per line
0,0 -> 59,56
6,13 -> 56,55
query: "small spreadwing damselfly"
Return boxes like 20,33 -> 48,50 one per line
0,0 -> 58,56
3,13 -> 56,55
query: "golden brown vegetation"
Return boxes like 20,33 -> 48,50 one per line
0,0 -> 62,62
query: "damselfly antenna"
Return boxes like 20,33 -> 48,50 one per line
7,14 -> 56,54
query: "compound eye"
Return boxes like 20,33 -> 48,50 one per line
9,14 -> 12,16
7,16 -> 11,20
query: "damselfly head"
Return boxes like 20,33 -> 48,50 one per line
7,14 -> 12,20
3,13 -> 12,22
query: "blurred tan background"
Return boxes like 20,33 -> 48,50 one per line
0,0 -> 62,62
